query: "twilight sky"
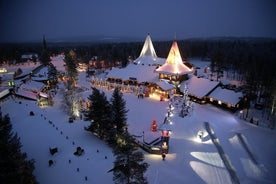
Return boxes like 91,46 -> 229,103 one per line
0,0 -> 276,43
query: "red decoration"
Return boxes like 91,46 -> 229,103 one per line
162,130 -> 169,137
151,118 -> 158,132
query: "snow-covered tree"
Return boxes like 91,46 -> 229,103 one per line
180,84 -> 190,117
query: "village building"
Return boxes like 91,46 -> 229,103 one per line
155,41 -> 193,85
0,34 -> 245,111
153,41 -> 194,98
21,53 -> 39,61
180,76 -> 220,104
133,34 -> 165,66
106,34 -> 165,87
207,86 -> 244,111
106,34 -> 244,111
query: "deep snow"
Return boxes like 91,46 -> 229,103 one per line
1,57 -> 276,184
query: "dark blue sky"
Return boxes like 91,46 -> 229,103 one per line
0,0 -> 276,43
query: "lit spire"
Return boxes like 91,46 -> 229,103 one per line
139,34 -> 157,58
155,41 -> 193,75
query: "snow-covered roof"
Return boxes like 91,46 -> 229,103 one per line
21,53 -> 38,59
20,80 -> 45,92
208,87 -> 243,105
15,88 -> 37,100
32,66 -> 49,81
155,41 -> 193,75
155,80 -> 175,91
106,63 -> 159,83
0,88 -> 10,99
50,55 -> 65,71
180,76 -> 219,99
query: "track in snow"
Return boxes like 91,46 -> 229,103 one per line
205,122 -> 240,184
236,133 -> 258,165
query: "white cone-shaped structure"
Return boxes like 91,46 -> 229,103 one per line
139,34 -> 157,58
134,34 -> 165,66
155,41 -> 193,75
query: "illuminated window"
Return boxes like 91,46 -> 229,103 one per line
218,101 -> 222,105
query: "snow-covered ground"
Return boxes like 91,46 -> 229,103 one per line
1,57 -> 276,184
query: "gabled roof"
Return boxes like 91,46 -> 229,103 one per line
180,76 -> 220,99
155,80 -> 175,91
155,41 -> 193,75
208,87 -> 243,105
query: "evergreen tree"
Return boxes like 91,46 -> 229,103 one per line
0,114 -> 37,184
40,35 -> 50,65
64,51 -> 78,90
85,87 -> 111,138
109,87 -> 129,145
109,132 -> 149,184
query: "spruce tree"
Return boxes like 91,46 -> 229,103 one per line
110,132 -> 149,184
0,114 -> 37,184
85,87 -> 111,138
108,87 -> 129,145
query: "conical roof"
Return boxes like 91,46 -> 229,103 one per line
134,34 -> 165,65
139,34 -> 157,58
155,41 -> 193,75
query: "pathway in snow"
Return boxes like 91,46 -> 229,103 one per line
204,122 -> 240,184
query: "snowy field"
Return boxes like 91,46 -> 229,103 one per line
1,57 -> 276,184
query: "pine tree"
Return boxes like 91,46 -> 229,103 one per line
85,87 -> 111,138
0,114 -> 37,184
109,132 -> 149,184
